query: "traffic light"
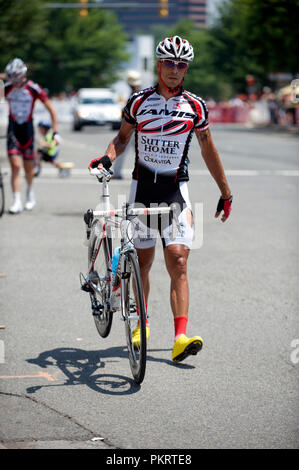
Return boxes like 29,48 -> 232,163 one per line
79,0 -> 88,17
159,0 -> 169,18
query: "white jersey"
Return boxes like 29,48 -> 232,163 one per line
123,85 -> 209,183
5,80 -> 48,125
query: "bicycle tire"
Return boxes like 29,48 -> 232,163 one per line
121,251 -> 147,384
0,170 -> 4,217
88,225 -> 113,338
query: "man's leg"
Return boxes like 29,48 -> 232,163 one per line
9,154 -> 22,193
24,159 -> 36,210
8,154 -> 23,213
164,243 -> 203,362
34,151 -> 42,176
136,246 -> 155,305
163,244 -> 190,319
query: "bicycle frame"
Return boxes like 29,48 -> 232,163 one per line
84,168 -> 180,307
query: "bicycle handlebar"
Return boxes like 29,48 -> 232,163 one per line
93,205 -> 175,218
89,169 -> 182,236
89,168 -> 113,179
93,204 -> 182,238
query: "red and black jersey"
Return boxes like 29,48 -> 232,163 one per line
123,85 -> 209,183
5,80 -> 48,125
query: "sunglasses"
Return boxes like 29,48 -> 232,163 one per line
160,60 -> 188,70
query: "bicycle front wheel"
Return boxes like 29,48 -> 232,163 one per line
88,227 -> 113,338
121,251 -> 147,384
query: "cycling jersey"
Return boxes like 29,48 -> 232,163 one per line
5,80 -> 48,159
5,80 -> 48,124
123,85 -> 209,184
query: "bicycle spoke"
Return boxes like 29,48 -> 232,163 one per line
88,230 -> 113,338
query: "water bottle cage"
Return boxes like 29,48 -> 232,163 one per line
84,209 -> 94,226
84,209 -> 94,239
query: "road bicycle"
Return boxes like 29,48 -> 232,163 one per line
80,168 -> 180,384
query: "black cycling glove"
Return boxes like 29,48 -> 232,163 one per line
216,195 -> 233,218
88,155 -> 112,170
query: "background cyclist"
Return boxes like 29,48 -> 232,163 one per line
3,58 -> 58,213
89,36 -> 233,363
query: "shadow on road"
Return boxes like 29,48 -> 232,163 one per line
26,346 -> 195,396
26,347 -> 140,395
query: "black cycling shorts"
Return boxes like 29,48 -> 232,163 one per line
128,179 -> 194,249
7,120 -> 35,160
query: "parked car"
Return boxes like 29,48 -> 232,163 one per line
72,88 -> 122,131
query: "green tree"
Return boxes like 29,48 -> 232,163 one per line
32,3 -> 129,93
0,0 -> 46,70
159,20 -> 233,100
0,0 -> 129,94
210,0 -> 299,93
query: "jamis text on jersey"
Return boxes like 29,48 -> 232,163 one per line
137,108 -> 195,119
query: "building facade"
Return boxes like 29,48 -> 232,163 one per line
102,0 -> 207,36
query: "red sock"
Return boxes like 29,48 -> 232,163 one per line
145,302 -> 149,326
137,302 -> 150,326
174,316 -> 188,341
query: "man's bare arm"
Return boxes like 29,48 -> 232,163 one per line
105,120 -> 135,162
195,127 -> 231,199
43,99 -> 58,133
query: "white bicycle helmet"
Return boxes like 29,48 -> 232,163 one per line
5,58 -> 27,83
127,70 -> 141,87
156,36 -> 194,62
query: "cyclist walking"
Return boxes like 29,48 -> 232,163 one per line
89,36 -> 233,363
3,58 -> 58,213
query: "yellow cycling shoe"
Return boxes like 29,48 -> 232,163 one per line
132,325 -> 150,348
172,334 -> 203,363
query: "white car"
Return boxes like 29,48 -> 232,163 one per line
72,88 -> 122,131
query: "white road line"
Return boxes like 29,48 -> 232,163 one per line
2,168 -> 299,178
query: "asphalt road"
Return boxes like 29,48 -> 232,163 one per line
0,122 -> 298,450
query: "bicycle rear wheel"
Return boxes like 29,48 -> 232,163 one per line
88,226 -> 113,338
121,251 -> 147,384
0,170 -> 4,217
